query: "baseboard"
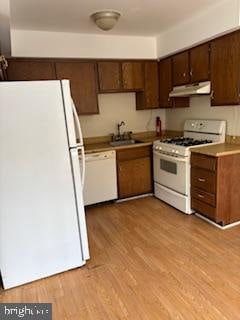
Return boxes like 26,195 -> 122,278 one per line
195,213 -> 240,230
115,193 -> 153,203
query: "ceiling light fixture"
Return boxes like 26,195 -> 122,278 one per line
91,10 -> 121,31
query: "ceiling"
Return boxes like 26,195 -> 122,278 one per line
10,0 -> 221,36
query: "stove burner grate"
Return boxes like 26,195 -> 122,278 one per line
161,137 -> 213,147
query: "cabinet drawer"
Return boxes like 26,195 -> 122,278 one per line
191,198 -> 217,221
117,146 -> 152,161
191,153 -> 216,171
192,187 -> 216,207
191,167 -> 216,193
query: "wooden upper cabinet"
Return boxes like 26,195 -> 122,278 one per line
55,62 -> 99,115
136,61 -> 159,109
171,44 -> 210,86
172,51 -> 190,86
121,62 -> 144,90
97,62 -> 121,92
190,43 -> 210,83
159,58 -> 189,109
7,60 -> 56,81
159,58 -> 172,108
140,61 -> 159,109
210,31 -> 240,106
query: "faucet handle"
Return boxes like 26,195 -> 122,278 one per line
109,133 -> 115,142
123,131 -> 132,140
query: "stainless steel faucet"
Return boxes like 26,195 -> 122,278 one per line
117,121 -> 125,138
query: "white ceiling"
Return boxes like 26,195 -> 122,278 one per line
10,0 -> 221,36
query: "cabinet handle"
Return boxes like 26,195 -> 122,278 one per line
198,178 -> 206,182
210,90 -> 214,100
183,72 -> 186,77
190,69 -> 193,77
198,194 -> 205,199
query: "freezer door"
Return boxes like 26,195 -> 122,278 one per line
0,81 -> 86,289
61,80 -> 84,148
70,148 -> 90,260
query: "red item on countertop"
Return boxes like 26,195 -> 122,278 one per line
156,116 -> 161,137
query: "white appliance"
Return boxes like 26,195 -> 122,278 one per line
0,80 -> 89,289
153,120 -> 226,214
169,81 -> 211,97
82,150 -> 117,206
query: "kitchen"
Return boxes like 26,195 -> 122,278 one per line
1,0 -> 240,319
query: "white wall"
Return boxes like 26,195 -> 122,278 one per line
157,0 -> 240,57
166,96 -> 240,136
10,29 -> 156,59
79,93 -> 166,138
0,0 -> 11,54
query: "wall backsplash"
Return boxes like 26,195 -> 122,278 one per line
166,96 -> 240,136
79,93 -> 166,138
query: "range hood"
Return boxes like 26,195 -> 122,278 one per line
169,81 -> 211,97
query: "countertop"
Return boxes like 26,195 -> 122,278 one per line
83,131 -> 181,154
191,143 -> 240,157
84,138 -> 157,154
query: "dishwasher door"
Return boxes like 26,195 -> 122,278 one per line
80,150 -> 118,206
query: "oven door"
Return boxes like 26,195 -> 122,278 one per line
153,151 -> 189,195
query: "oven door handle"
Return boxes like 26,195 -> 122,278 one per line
153,151 -> 187,163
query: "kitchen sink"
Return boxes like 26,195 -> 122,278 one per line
110,139 -> 143,147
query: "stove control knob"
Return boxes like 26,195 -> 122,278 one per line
155,146 -> 159,150
172,149 -> 175,153
159,146 -> 162,150
175,150 -> 179,154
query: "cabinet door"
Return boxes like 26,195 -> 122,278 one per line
118,157 -> 152,198
55,62 -> 99,115
190,43 -> 210,83
97,62 -> 121,92
159,58 -> 189,109
145,61 -> 159,108
211,32 -> 240,106
122,62 -> 144,90
7,60 -> 56,80
136,61 -> 159,109
159,58 -> 173,108
172,51 -> 190,86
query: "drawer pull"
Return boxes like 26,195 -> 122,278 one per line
198,194 -> 204,199
198,178 -> 206,182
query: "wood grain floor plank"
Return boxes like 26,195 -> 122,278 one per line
1,196 -> 240,319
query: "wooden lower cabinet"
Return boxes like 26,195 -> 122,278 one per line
191,152 -> 240,226
117,146 -> 153,199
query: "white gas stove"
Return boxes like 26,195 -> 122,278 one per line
153,120 -> 226,214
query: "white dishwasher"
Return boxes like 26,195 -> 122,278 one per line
81,150 -> 118,206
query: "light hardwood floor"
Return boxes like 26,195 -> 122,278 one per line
1,196 -> 240,319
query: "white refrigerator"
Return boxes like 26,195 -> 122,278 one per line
0,80 -> 89,289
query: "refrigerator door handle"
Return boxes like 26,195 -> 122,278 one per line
71,100 -> 84,146
77,146 -> 85,188
70,148 -> 90,261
